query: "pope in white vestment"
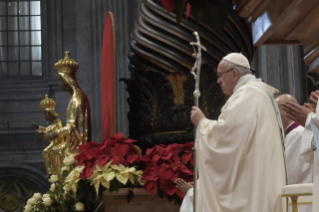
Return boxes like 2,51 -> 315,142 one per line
188,53 -> 287,212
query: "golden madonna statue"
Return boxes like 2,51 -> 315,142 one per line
32,95 -> 64,175
43,51 -> 91,156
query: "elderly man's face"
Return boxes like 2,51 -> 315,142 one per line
216,61 -> 239,96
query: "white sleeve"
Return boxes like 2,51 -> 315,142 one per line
180,188 -> 194,212
299,113 -> 314,163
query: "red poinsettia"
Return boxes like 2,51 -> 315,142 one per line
74,132 -> 141,179
180,142 -> 194,167
157,0 -> 192,20
142,143 -> 181,165
158,178 -> 185,198
142,142 -> 194,200
142,166 -> 161,195
157,0 -> 175,13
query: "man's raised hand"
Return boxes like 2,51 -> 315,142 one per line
281,101 -> 312,126
304,103 -> 316,113
310,90 -> 319,104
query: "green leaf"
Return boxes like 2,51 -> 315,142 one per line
127,190 -> 134,203
167,194 -> 174,203
174,0 -> 186,25
157,188 -> 164,199
99,186 -> 106,200
193,8 -> 204,25
174,193 -> 182,205
187,0 -> 204,10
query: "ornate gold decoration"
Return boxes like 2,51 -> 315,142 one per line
0,193 -> 20,211
167,73 -> 187,107
281,193 -> 313,212
40,94 -> 56,111
37,95 -> 64,175
151,103 -> 158,131
290,196 -> 298,212
56,51 -> 91,156
55,51 -> 79,73
39,94 -> 59,118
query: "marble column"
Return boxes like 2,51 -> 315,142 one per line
251,45 -> 306,104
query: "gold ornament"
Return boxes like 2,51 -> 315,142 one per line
0,193 -> 20,211
55,51 -> 91,156
40,94 -> 56,111
55,51 -> 79,73
39,94 -> 59,118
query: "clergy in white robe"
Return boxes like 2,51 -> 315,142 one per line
189,53 -> 287,212
276,94 -> 313,212
282,90 -> 319,212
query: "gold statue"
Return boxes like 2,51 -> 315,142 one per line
32,95 -> 64,176
43,51 -> 91,156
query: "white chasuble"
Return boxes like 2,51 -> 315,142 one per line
194,76 -> 287,212
285,124 -> 313,212
299,102 -> 319,211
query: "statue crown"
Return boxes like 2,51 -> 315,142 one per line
40,94 -> 57,111
55,51 -> 79,73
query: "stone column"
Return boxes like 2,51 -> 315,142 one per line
251,45 -> 305,104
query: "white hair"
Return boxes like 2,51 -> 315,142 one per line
221,60 -> 251,76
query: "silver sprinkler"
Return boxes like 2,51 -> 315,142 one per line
190,31 -> 206,212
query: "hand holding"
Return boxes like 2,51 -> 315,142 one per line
191,106 -> 205,127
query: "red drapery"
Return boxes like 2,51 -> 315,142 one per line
101,12 -> 117,140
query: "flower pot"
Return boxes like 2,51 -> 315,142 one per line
102,188 -> 180,212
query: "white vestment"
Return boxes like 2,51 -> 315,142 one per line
285,123 -> 313,212
299,105 -> 319,212
191,75 -> 287,212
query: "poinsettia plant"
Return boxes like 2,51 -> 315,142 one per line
25,133 -> 195,211
71,132 -> 144,205
141,142 -> 194,204
157,0 -> 236,33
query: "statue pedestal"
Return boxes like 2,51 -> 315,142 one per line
102,188 -> 180,212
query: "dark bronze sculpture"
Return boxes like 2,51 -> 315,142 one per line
124,0 -> 254,151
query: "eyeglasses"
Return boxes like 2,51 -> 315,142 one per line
216,68 -> 234,79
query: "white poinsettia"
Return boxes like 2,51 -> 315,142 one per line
65,166 -> 85,192
63,155 -> 75,166
88,160 -> 115,194
110,164 -> 138,185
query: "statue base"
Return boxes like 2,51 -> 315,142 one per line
102,188 -> 180,212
